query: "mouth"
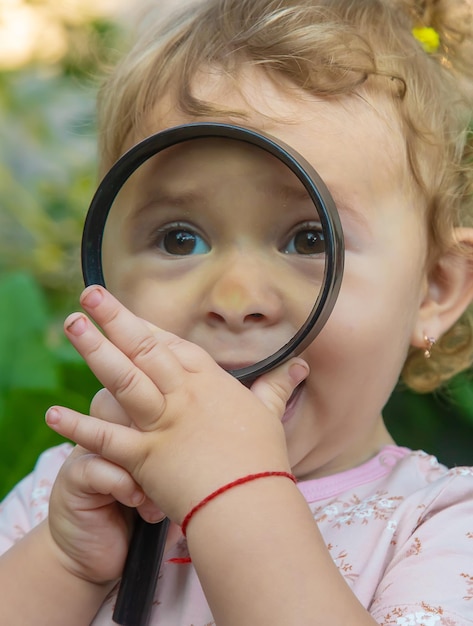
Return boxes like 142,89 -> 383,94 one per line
282,381 -> 304,424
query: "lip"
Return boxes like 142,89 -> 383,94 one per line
281,382 -> 304,424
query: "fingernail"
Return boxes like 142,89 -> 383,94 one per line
66,314 -> 87,336
289,361 -> 309,386
148,513 -> 167,524
130,490 -> 145,506
46,407 -> 61,425
81,287 -> 103,309
139,508 -> 166,523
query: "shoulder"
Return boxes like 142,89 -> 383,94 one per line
387,448 -> 473,514
0,443 -> 73,550
388,451 -> 473,565
304,447 -> 473,622
369,451 -> 473,624
299,445 -> 473,507
300,446 -> 473,565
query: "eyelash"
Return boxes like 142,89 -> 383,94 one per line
150,222 -> 210,256
148,221 -> 325,257
281,222 -> 325,256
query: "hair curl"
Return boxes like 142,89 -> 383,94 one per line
97,0 -> 473,392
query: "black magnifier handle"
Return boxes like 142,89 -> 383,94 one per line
113,516 -> 170,626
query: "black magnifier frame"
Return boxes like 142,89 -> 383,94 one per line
80,122 -> 344,626
82,122 -> 344,385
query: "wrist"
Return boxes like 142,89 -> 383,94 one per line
181,471 -> 297,536
184,469 -> 302,549
45,520 -> 116,592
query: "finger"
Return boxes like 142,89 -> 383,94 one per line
65,311 -> 166,430
90,388 -> 132,427
57,419 -> 166,523
143,320 -> 217,375
136,496 -> 166,524
250,358 -> 309,418
80,286 -> 217,385
63,451 -> 145,509
82,396 -> 165,522
46,406 -> 144,477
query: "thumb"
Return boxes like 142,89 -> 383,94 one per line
136,496 -> 167,524
250,358 -> 309,418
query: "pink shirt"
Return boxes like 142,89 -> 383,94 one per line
1,444 -> 473,625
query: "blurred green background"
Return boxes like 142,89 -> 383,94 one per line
1,0 -> 472,502
0,0 -> 125,499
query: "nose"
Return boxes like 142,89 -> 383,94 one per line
205,256 -> 284,332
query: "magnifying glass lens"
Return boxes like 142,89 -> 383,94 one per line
101,137 -> 324,371
82,123 -> 344,383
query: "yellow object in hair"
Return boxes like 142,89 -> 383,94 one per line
412,26 -> 440,53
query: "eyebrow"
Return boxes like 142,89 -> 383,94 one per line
130,179 -> 319,216
128,177 -> 371,240
128,190 -> 206,221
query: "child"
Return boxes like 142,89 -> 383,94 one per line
2,0 -> 473,624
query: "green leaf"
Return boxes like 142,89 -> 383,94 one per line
0,272 -> 58,392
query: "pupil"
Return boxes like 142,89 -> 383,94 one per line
164,230 -> 196,255
295,231 -> 325,254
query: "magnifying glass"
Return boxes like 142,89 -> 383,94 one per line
81,122 -> 344,626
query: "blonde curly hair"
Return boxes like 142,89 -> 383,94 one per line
97,0 -> 473,393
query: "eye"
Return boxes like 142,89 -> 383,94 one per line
282,224 -> 325,255
153,224 -> 210,256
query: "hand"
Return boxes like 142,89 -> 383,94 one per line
48,389 -> 179,585
46,286 -> 309,526
47,443 -> 144,584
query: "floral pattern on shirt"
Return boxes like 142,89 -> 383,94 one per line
3,444 -> 473,625
312,491 -> 405,528
377,602 -> 458,625
327,543 -> 359,583
461,572 -> 473,601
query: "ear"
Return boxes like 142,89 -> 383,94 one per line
411,227 -> 473,348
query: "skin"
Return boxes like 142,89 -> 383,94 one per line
103,75 -> 423,481
102,138 -> 324,368
2,69 -> 473,625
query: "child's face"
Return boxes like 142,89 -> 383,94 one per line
102,138 -> 325,369
102,70 -> 429,479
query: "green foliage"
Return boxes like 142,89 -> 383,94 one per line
0,68 -> 97,298
0,10 -> 120,500
0,272 -> 100,500
384,376 -> 473,468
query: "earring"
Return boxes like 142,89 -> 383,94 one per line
424,335 -> 436,359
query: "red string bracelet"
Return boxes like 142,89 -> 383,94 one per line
180,471 -> 297,538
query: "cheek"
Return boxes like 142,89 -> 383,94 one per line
302,268 -> 423,393
106,275 -> 199,338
